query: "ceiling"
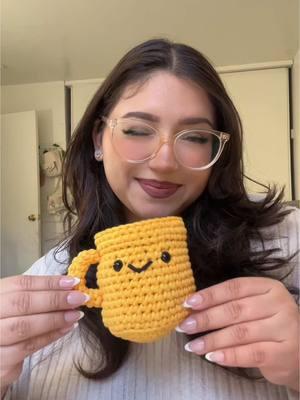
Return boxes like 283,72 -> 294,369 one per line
1,0 -> 299,85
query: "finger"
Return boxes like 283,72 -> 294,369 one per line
203,342 -> 281,368
0,325 -> 78,367
0,290 -> 90,318
0,275 -> 81,294
183,277 -> 282,310
0,310 -> 84,345
177,293 -> 278,334
184,315 -> 284,355
0,362 -> 23,389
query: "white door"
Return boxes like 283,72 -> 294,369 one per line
1,111 -> 41,277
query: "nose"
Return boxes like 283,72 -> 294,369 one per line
148,141 -> 179,171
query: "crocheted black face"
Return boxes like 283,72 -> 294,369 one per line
112,251 -> 172,273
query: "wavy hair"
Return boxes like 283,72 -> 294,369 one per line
56,38 -> 298,380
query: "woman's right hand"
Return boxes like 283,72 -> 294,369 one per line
0,274 -> 89,396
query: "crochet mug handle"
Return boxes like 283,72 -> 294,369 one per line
67,249 -> 103,308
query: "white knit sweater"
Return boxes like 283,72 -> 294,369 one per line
4,208 -> 300,400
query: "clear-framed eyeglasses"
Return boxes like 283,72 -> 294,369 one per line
101,116 -> 230,170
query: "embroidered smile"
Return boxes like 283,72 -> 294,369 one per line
127,261 -> 153,273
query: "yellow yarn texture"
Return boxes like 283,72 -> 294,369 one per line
68,216 -> 196,343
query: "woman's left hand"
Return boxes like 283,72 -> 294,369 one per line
177,277 -> 299,391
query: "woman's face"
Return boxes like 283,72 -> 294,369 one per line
93,71 -> 216,222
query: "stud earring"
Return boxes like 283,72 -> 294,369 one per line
94,149 -> 103,161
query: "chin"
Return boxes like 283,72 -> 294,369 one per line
129,205 -> 183,222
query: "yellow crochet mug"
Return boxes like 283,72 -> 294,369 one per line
67,216 -> 196,343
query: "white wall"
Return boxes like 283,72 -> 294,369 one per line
221,68 -> 291,199
1,81 -> 67,254
292,48 -> 300,200
69,79 -> 104,133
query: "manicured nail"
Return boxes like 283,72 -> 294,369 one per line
60,322 -> 79,334
185,339 -> 205,353
205,351 -> 225,363
67,292 -> 90,305
175,317 -> 197,333
64,310 -> 85,323
183,294 -> 203,308
59,277 -> 81,289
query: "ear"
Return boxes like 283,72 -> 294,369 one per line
92,120 -> 103,152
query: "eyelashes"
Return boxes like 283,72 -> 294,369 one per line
112,251 -> 172,272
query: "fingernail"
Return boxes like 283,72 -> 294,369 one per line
64,310 -> 85,323
60,322 -> 79,334
205,351 -> 224,363
183,294 -> 203,308
176,317 -> 197,333
67,292 -> 90,305
185,339 -> 205,353
59,277 -> 81,289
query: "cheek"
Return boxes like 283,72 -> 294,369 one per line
102,138 -> 135,197
103,157 -> 128,190
102,134 -> 123,179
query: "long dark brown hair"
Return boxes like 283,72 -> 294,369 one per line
56,38 -> 298,380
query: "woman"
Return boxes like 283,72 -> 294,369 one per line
1,38 -> 299,399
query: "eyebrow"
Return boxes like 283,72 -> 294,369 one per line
121,111 -> 214,128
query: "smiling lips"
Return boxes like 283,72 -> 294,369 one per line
136,178 -> 182,198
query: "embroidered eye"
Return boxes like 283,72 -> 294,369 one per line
113,260 -> 123,272
161,251 -> 171,263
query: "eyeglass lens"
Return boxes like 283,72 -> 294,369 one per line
112,119 -> 221,168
